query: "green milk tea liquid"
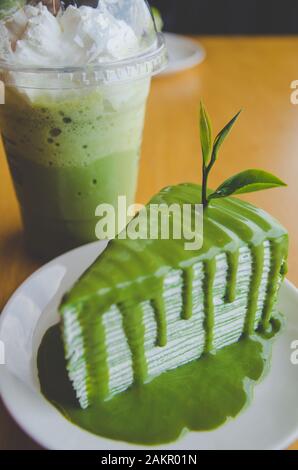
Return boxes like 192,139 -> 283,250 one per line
0,80 -> 150,258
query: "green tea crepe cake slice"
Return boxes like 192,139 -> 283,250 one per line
60,105 -> 288,409
60,183 -> 288,409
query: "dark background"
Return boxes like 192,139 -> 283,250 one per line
65,1 -> 298,34
148,0 -> 298,34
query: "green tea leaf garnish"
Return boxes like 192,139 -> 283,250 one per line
210,110 -> 242,169
199,105 -> 286,207
199,102 -> 213,166
208,170 -> 287,200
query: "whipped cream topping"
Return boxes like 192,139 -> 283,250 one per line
0,2 -> 140,66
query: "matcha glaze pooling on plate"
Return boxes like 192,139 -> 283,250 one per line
38,321 -> 282,445
38,183 -> 288,444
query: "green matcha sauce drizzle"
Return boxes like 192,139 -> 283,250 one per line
244,244 -> 265,336
202,259 -> 216,353
182,267 -> 194,320
120,302 -> 148,386
151,297 -> 167,346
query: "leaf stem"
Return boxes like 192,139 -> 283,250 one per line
202,164 -> 208,208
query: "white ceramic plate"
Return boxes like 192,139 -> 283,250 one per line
160,33 -> 206,76
0,240 -> 297,450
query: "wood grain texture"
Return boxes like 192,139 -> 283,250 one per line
0,37 -> 297,450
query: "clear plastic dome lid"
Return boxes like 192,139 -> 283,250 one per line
0,0 -> 167,84
93,0 -> 162,55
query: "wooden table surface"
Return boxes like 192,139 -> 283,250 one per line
0,37 -> 297,450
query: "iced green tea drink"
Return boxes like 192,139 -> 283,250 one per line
0,1 -> 166,258
0,81 -> 150,257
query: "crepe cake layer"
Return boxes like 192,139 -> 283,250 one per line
60,184 -> 288,409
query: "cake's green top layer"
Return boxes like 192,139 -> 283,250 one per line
60,183 -> 288,335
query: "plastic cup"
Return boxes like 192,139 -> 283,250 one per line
0,1 -> 167,259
